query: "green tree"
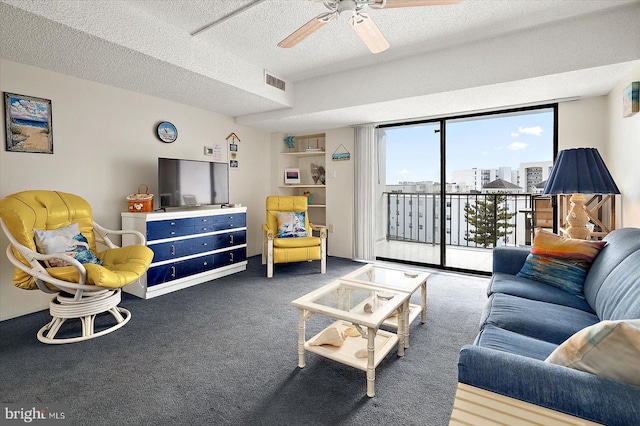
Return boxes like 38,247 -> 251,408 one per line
464,194 -> 516,248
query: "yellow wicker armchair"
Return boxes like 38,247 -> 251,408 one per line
0,190 -> 154,344
262,196 -> 327,278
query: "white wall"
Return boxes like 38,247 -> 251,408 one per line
0,59 -> 271,320
607,64 -> 640,228
558,87 -> 640,229
325,127 -> 355,259
558,96 -> 608,152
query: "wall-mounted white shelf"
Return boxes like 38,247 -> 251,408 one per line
282,151 -> 326,157
280,184 -> 325,188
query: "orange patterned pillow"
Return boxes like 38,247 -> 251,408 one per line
516,230 -> 606,296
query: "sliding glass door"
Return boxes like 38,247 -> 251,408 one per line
376,121 -> 442,266
375,106 -> 556,273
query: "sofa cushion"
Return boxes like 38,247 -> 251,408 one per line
583,229 -> 640,320
481,293 -> 599,345
516,230 -> 606,297
546,320 -> 640,386
489,272 -> 595,313
476,324 -> 557,360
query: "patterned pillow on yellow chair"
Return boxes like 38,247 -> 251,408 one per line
276,211 -> 307,238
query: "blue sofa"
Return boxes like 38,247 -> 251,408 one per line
453,228 -> 640,425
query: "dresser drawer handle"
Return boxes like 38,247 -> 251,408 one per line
170,244 -> 175,256
229,235 -> 234,244
203,261 -> 208,266
230,252 -> 234,262
203,242 -> 208,246
170,266 -> 176,278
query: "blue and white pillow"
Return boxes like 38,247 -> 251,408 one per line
33,223 -> 102,267
276,211 -> 307,238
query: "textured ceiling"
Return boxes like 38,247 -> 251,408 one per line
1,0 -> 639,133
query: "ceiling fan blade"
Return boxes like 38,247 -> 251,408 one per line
349,13 -> 390,54
278,12 -> 336,48
373,0 -> 462,8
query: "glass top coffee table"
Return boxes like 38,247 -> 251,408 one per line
341,263 -> 430,348
291,279 -> 410,397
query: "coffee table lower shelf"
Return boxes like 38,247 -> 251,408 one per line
304,321 -> 399,371
382,303 -> 421,329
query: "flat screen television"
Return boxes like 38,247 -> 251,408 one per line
158,157 -> 229,208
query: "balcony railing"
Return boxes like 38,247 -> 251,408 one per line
384,192 -> 543,248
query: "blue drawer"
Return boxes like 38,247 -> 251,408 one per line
190,235 -> 216,255
147,218 -> 194,231
150,239 -> 192,262
212,231 -> 246,249
214,247 -> 246,268
213,213 -> 246,231
193,223 -> 216,234
147,254 -> 215,286
193,216 -> 215,226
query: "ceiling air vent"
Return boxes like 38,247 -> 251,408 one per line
265,71 -> 286,91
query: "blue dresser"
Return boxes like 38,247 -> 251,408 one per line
121,208 -> 247,299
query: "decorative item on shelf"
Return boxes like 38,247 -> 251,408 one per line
284,168 -> 301,184
305,137 -> 324,152
332,144 -> 351,161
303,191 -> 313,205
318,165 -> 326,184
126,184 -> 154,212
284,135 -> 295,150
156,121 -> 177,143
623,81 -> 639,117
542,148 -> 620,240
310,163 -> 320,184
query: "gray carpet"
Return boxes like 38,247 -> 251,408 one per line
0,256 -> 489,426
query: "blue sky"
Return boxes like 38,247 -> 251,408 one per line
383,108 -> 554,184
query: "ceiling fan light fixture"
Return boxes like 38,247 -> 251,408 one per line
337,0 -> 358,19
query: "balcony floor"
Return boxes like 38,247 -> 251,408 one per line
375,240 -> 494,273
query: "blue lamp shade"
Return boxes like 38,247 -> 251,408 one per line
543,148 -> 620,195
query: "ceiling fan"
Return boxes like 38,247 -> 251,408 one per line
278,0 -> 461,54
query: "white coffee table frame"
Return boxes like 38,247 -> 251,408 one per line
341,263 -> 430,348
291,279 -> 409,397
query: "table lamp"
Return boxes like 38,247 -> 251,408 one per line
542,148 -> 620,239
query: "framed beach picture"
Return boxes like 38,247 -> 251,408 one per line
4,92 -> 53,154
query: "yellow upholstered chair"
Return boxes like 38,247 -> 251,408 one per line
0,190 -> 154,344
262,196 -> 327,278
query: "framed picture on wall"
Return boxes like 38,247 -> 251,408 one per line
623,82 -> 639,117
4,92 -> 53,154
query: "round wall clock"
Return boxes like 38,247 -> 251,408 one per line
157,121 -> 178,143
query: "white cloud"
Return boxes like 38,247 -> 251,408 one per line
397,168 -> 410,176
507,142 -> 528,151
518,126 -> 543,136
510,132 -> 519,137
